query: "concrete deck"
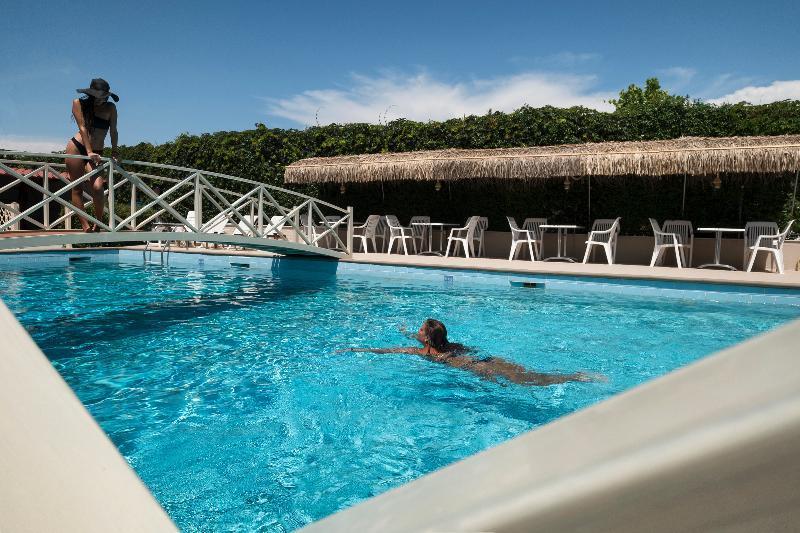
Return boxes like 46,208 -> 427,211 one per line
344,253 -> 800,288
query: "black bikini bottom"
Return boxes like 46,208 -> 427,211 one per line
70,137 -> 88,156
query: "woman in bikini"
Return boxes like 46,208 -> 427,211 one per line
65,78 -> 119,232
343,319 -> 601,386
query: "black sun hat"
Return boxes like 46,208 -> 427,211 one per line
77,78 -> 119,102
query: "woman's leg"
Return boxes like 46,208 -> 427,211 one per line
90,175 -> 105,230
65,140 -> 91,231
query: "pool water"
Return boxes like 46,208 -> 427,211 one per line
1,256 -> 798,531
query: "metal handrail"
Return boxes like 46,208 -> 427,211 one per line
0,151 -> 353,255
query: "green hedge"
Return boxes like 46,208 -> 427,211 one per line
112,79 -> 800,233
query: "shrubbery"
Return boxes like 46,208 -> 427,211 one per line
112,79 -> 800,233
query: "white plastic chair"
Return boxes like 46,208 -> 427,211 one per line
445,216 -> 480,258
353,214 -> 382,252
409,215 -> 430,252
471,217 -> 489,257
0,202 -> 21,231
744,221 -> 779,270
385,215 -> 417,255
232,215 -> 256,236
745,220 -> 794,274
264,215 -> 287,239
523,218 -> 547,260
648,218 -> 688,268
311,215 -> 344,248
507,217 -> 540,261
582,217 -> 621,264
662,220 -> 694,267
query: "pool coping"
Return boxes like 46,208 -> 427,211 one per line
3,245 -> 798,289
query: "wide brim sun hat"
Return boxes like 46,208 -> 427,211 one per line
77,78 -> 119,102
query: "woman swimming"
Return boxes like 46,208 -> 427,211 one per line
342,319 -> 600,386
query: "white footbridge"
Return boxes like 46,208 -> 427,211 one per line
0,152 -> 353,259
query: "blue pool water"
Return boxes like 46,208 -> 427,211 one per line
1,253 -> 798,531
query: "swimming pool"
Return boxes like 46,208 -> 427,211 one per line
1,250 -> 798,531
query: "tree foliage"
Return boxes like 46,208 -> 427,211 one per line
111,79 -> 800,233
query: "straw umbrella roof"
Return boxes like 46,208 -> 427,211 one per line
284,135 -> 800,184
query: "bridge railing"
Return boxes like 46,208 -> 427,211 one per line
0,152 -> 353,254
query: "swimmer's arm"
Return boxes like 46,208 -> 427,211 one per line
336,347 -> 418,355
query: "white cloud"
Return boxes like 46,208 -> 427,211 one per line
264,71 -> 615,126
708,80 -> 800,105
658,66 -> 697,90
0,135 -> 64,153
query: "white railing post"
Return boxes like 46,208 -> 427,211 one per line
293,206 -> 300,243
43,164 -> 50,229
130,183 -> 137,230
257,187 -> 264,236
108,160 -> 115,232
194,173 -> 203,231
307,201 -> 314,245
347,206 -> 354,255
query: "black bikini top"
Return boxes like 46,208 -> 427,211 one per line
92,115 -> 111,130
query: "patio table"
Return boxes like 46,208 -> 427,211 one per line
696,227 -> 745,270
411,222 -> 459,256
540,224 -> 583,262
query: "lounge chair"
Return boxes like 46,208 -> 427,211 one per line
264,215 -> 288,239
648,218 -> 688,268
445,216 -> 480,258
582,217 -> 621,264
745,220 -> 794,274
353,214 -> 382,252
385,215 -> 417,255
662,220 -> 694,267
744,221 -> 779,270
507,216 -> 539,261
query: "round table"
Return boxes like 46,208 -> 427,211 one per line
696,227 -> 745,270
411,222 -> 458,256
539,224 -> 584,262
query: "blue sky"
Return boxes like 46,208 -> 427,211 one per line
2,0 -> 799,151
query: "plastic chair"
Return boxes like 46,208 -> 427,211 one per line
662,220 -> 694,267
648,218 -> 688,268
584,219 -> 619,263
507,216 -> 540,261
353,214 -> 381,252
0,202 -> 20,231
745,220 -> 794,274
744,221 -> 779,270
264,215 -> 288,239
445,216 -> 480,258
522,218 -> 547,260
311,215 -> 344,248
582,217 -> 621,264
385,215 -> 417,255
409,215 -> 430,252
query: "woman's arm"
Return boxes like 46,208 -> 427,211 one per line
72,99 -> 100,163
109,104 -> 119,160
337,347 -> 417,355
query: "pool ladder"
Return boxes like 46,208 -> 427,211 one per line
143,228 -> 172,264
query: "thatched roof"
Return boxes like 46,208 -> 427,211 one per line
284,135 -> 800,184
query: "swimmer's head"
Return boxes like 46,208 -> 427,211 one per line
419,319 -> 448,350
